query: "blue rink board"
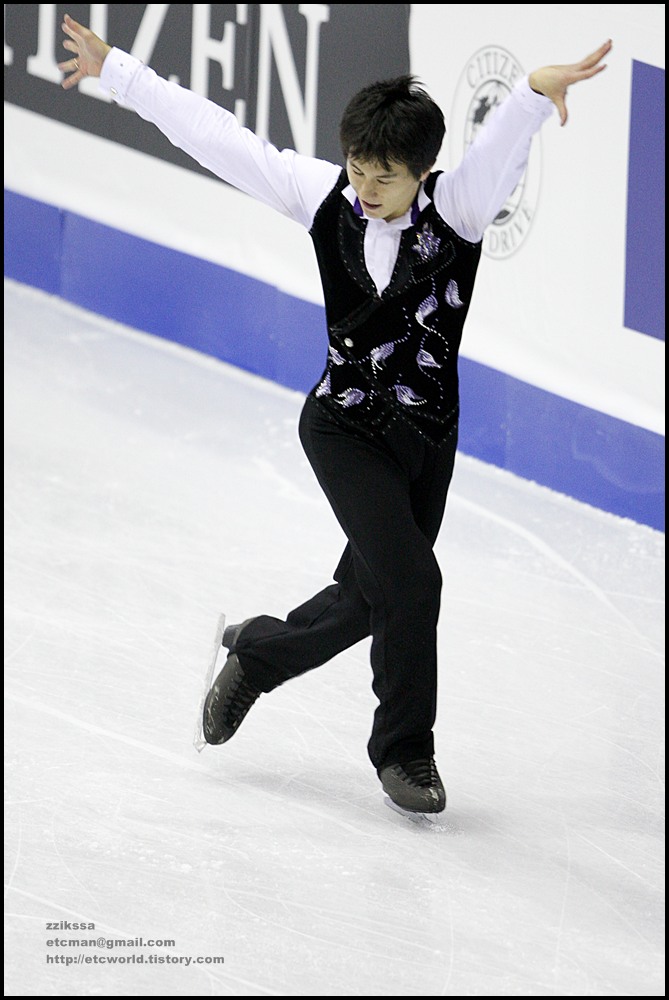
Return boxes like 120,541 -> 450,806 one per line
5,188 -> 664,532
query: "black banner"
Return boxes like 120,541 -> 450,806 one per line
4,4 -> 411,176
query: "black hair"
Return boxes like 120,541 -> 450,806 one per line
339,75 -> 446,180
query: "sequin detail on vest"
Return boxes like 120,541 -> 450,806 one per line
308,170 -> 482,443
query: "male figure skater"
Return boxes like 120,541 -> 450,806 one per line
60,14 -> 611,815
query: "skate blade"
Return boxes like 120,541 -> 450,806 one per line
193,613 -> 226,753
384,795 -> 442,826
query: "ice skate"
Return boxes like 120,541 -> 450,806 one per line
379,757 -> 446,822
201,619 -> 261,746
193,613 -> 226,752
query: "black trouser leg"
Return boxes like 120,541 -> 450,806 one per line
233,541 -> 370,691
236,397 -> 457,771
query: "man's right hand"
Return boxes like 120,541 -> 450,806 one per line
58,13 -> 111,89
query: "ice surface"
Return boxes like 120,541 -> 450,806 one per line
4,279 -> 665,996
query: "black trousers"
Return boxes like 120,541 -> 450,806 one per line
235,395 -> 458,772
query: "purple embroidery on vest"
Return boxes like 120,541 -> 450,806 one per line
335,388 -> 366,407
370,342 -> 396,370
315,372 -> 331,397
417,349 -> 442,370
412,223 -> 441,262
394,384 -> 426,406
445,279 -> 464,308
416,294 -> 438,329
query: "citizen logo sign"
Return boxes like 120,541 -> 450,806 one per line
4,4 -> 410,173
4,4 -> 329,152
450,45 -> 542,260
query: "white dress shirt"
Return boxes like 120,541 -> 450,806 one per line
100,49 -> 553,294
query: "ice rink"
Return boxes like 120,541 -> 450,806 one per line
4,277 -> 665,996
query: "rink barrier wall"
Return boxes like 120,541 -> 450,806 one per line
4,187 -> 665,533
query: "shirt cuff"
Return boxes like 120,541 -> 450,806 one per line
513,75 -> 555,121
99,47 -> 144,103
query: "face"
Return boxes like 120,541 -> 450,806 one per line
346,158 -> 430,222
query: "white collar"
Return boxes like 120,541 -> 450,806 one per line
341,183 -> 430,227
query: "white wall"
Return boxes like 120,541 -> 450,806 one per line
3,4 -> 665,531
6,5 -> 664,437
410,3 -> 665,434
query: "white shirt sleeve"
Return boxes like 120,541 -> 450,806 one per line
99,48 -> 341,229
434,77 -> 554,242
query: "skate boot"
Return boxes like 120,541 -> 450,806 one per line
202,620 -> 260,745
379,757 -> 446,814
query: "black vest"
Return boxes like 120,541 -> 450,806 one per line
308,169 -> 482,444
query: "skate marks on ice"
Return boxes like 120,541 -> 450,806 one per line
4,282 -> 665,998
383,796 -> 463,833
451,493 -> 664,657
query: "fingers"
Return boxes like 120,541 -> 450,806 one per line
555,98 -> 568,128
60,14 -> 84,88
584,39 -> 613,64
61,13 -> 78,41
576,39 -> 612,72
572,61 -> 608,85
556,40 -> 611,127
557,40 -> 611,92
58,62 -> 81,89
56,58 -> 79,74
62,12 -> 81,33
58,45 -> 83,86
59,70 -> 81,90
